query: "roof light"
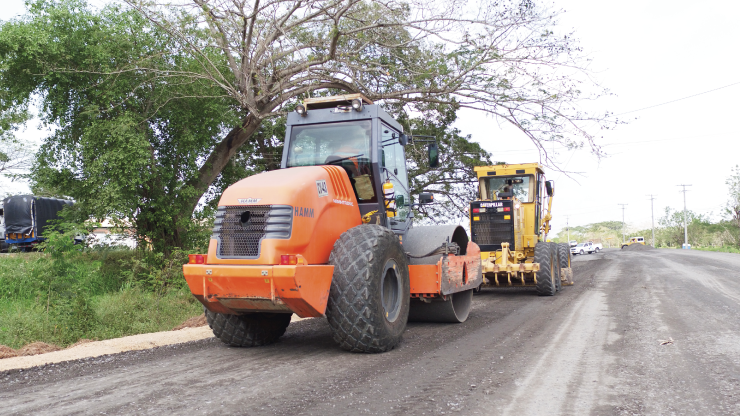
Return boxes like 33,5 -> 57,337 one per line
351,98 -> 363,112
296,104 -> 307,117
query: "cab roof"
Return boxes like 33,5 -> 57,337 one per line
473,163 -> 545,178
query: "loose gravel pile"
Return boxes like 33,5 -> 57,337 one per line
622,244 -> 654,251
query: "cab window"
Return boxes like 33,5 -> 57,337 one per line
480,175 -> 533,202
287,120 -> 376,202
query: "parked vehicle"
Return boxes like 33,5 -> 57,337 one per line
0,202 -> 7,252
621,236 -> 645,249
571,241 -> 602,255
2,195 -> 73,251
569,240 -> 577,247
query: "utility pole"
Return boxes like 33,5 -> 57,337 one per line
677,185 -> 692,249
647,194 -> 656,247
618,203 -> 628,244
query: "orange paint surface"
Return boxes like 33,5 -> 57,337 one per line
184,264 -> 334,318
409,265 -> 441,294
207,166 -> 361,266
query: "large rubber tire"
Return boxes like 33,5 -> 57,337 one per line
326,225 -> 410,353
549,243 -> 562,292
535,242 -> 556,296
557,243 -> 571,270
205,308 -> 292,347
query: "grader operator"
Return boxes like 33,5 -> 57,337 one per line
183,94 -> 482,353
470,163 -> 573,295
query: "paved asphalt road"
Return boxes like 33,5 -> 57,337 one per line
2,248 -> 740,415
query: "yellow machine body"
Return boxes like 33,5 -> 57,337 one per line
470,163 -> 571,287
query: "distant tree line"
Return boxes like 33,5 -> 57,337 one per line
554,165 -> 740,249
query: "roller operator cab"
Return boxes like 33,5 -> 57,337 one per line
470,163 -> 573,295
184,94 -> 482,353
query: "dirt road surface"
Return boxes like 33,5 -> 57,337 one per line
2,248 -> 740,415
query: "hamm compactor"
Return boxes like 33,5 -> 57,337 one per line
470,163 -> 573,295
184,94 -> 482,353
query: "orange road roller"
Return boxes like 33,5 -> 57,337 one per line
184,94 -> 482,353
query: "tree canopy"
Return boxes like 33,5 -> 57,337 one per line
0,0 -> 614,250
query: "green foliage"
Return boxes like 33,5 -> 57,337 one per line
0,219 -> 201,348
395,102 -> 492,223
553,220 -> 625,247
0,0 -> 238,252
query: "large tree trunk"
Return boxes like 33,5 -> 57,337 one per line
185,113 -> 262,214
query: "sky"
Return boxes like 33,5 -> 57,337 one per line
2,0 -> 739,238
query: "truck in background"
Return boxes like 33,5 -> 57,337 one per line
571,241 -> 602,255
2,195 -> 73,251
0,202 -> 7,252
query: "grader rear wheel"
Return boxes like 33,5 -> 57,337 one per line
534,242 -> 556,296
550,242 -> 562,292
326,225 -> 410,353
557,242 -> 574,286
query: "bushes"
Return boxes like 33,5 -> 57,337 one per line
0,232 -> 202,349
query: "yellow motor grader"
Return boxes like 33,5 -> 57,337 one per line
469,163 -> 573,295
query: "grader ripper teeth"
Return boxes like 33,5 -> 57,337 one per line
470,163 -> 574,295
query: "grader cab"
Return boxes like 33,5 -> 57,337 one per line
470,163 -> 573,295
183,94 -> 482,353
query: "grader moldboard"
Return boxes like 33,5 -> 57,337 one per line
183,94 -> 482,353
470,163 -> 573,295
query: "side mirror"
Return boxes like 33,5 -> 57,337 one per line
545,180 -> 554,197
399,133 -> 409,146
395,194 -> 405,207
419,192 -> 434,204
427,143 -> 439,168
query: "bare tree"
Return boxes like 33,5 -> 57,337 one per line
122,0 -> 615,213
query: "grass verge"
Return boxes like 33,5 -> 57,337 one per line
0,248 -> 203,350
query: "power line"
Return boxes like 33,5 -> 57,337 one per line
617,81 -> 740,116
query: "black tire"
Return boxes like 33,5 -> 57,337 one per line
556,242 -> 571,291
326,225 -> 410,353
534,242 -> 556,296
621,245 -> 627,249
549,243 -> 562,292
205,308 -> 291,347
595,247 -> 600,253
580,249 -> 585,255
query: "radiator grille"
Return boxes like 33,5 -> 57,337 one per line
471,219 -> 515,246
470,202 -> 515,251
213,205 -> 292,258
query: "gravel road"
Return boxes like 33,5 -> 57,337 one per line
2,248 -> 740,415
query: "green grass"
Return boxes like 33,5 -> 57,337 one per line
0,249 -> 203,349
694,246 -> 740,254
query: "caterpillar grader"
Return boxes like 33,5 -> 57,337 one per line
469,163 -> 573,295
183,94 -> 482,353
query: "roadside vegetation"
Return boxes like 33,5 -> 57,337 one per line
555,165 -> 740,252
0,225 -> 203,349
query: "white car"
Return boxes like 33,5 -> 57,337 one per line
571,242 -> 602,255
569,240 -> 577,247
